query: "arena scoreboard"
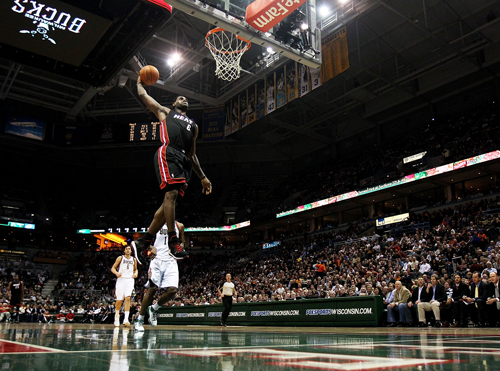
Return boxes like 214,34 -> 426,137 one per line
129,122 -> 161,141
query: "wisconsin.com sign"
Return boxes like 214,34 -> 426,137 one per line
306,308 -> 373,316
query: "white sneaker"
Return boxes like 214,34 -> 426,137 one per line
114,316 -> 120,327
148,306 -> 158,327
134,319 -> 145,332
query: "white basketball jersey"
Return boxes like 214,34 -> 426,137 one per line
153,222 -> 180,261
118,256 -> 135,278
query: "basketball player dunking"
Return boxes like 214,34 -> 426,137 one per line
131,78 -> 212,264
134,221 -> 185,331
111,246 -> 138,326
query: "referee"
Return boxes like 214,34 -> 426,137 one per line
219,273 -> 237,327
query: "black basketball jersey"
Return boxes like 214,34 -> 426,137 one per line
160,110 -> 196,154
11,281 -> 22,296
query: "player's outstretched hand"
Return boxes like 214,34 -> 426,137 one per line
202,177 -> 212,195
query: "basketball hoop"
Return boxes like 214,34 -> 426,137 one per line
205,27 -> 251,82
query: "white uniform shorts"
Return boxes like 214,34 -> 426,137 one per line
115,277 -> 134,300
147,259 -> 178,289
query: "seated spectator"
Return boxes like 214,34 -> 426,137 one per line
386,281 -> 412,327
0,303 -> 10,322
451,273 -> 470,327
417,274 -> 447,327
66,310 -> 75,323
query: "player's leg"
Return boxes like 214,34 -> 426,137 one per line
148,260 -> 179,326
123,296 -> 131,326
131,206 -> 164,264
114,299 -> 123,326
135,286 -> 157,331
163,188 -> 188,259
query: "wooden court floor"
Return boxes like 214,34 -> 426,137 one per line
0,323 -> 497,370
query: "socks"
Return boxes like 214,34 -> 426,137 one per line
124,311 -> 129,322
152,303 -> 160,311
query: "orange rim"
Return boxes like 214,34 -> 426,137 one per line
205,27 -> 251,55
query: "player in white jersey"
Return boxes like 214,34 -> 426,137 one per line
134,221 -> 184,331
111,246 -> 138,327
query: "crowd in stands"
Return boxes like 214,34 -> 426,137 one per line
3,195 -> 491,327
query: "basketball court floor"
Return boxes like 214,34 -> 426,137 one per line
0,323 -> 497,370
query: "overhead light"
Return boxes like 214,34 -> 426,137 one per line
266,46 -> 274,54
301,23 -> 308,30
318,5 -> 330,17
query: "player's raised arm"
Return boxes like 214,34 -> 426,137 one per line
188,124 -> 212,195
137,77 -> 170,121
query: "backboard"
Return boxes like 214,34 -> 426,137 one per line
164,0 -> 322,68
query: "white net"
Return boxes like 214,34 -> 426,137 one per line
205,28 -> 251,82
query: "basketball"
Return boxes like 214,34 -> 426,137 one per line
139,65 -> 159,85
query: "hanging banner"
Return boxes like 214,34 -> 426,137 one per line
52,124 -> 87,146
224,102 -> 232,137
310,67 -> 322,90
286,61 -> 298,102
298,63 -> 309,97
231,95 -> 240,134
248,84 -> 257,124
266,73 -> 276,114
257,80 -> 266,119
202,106 -> 225,141
240,92 -> 248,129
321,27 -> 349,83
276,66 -> 286,109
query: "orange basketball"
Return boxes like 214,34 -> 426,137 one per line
139,65 -> 159,85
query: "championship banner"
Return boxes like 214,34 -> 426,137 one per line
286,61 -> 298,102
276,66 -> 286,109
231,95 -> 240,134
298,63 -> 309,97
310,67 -> 322,90
266,73 -> 276,114
321,27 -> 349,83
248,84 -> 257,124
257,80 -> 266,119
202,106 -> 225,141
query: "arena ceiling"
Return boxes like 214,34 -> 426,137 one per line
0,0 -> 500,165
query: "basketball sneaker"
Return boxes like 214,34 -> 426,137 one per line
114,315 -> 120,327
148,306 -> 158,327
168,236 -> 189,260
134,318 -> 145,332
131,240 -> 144,265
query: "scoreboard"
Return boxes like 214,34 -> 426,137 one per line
129,122 -> 160,141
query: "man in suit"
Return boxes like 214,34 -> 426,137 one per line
486,271 -> 500,326
387,281 -> 412,327
408,277 -> 429,325
451,273 -> 470,327
417,274 -> 447,327
465,271 -> 488,326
